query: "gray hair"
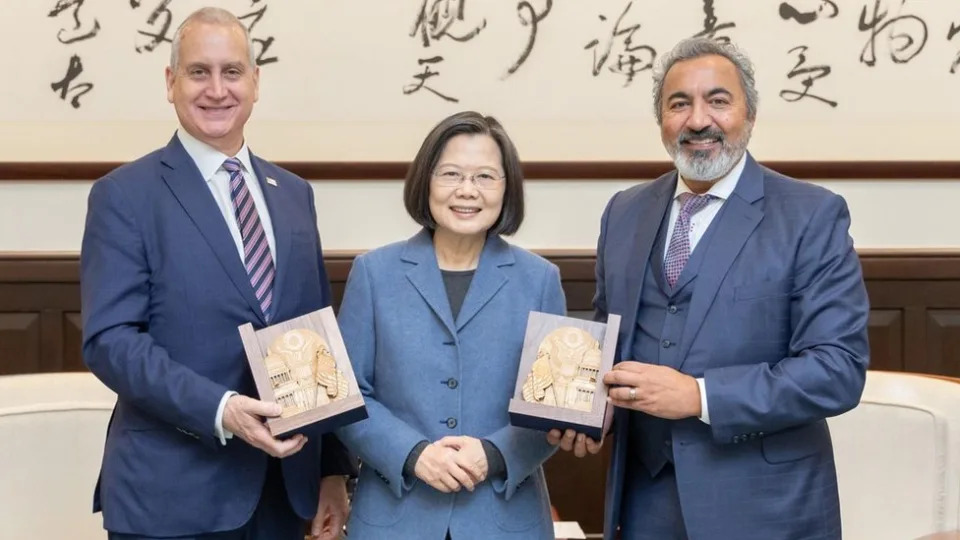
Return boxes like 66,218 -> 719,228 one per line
169,7 -> 255,71
651,37 -> 758,124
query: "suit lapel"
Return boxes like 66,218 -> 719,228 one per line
455,235 -> 512,331
250,154 -> 290,314
618,175 -> 675,360
675,154 -> 765,370
159,136 -> 267,324
403,230 -> 457,338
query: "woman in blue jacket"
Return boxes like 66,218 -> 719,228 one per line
336,111 -> 566,539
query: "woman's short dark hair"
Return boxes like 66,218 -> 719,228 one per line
403,111 -> 525,236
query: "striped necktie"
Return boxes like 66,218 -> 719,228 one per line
664,192 -> 716,287
222,158 -> 274,320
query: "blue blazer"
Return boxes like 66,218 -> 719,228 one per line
336,230 -> 566,540
80,135 -> 353,536
597,154 -> 869,540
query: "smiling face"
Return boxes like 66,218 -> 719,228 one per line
165,21 -> 259,156
660,54 -> 752,183
428,134 -> 506,241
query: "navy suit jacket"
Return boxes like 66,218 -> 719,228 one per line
336,230 -> 565,540
597,154 -> 870,539
80,135 -> 353,536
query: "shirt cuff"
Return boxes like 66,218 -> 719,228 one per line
481,439 -> 506,479
214,390 -> 239,446
696,377 -> 710,425
402,440 -> 430,483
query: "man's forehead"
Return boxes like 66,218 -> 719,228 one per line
664,56 -> 740,92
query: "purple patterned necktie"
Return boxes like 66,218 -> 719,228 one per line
664,192 -> 716,287
223,158 -> 274,320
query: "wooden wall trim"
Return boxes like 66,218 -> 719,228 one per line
3,250 -> 958,282
1,161 -> 958,181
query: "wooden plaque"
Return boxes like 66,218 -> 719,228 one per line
508,311 -> 621,441
238,307 -> 367,437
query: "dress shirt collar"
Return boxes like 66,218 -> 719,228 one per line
176,128 -> 254,183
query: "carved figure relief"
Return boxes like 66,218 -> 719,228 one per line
522,327 -> 601,411
263,329 -> 348,418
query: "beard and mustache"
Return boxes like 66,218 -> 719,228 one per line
665,122 -> 753,182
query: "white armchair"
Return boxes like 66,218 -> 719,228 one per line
0,372 -> 115,540
830,371 -> 960,540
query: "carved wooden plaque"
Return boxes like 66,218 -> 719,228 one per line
509,311 -> 621,440
239,307 -> 367,436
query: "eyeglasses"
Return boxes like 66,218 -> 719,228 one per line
432,167 -> 505,190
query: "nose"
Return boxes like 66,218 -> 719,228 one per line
206,75 -> 228,99
454,175 -> 480,197
686,100 -> 712,131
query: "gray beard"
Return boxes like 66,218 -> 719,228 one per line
667,125 -> 752,182
672,145 -> 743,182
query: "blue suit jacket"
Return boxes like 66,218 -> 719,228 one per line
80,135 -> 353,536
597,154 -> 869,539
336,230 -> 565,540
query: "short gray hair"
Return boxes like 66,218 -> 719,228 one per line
169,7 -> 255,71
651,37 -> 758,124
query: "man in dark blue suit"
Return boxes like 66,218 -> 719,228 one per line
550,37 -> 869,539
80,7 -> 353,540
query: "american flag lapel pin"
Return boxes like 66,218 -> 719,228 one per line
266,177 -> 278,187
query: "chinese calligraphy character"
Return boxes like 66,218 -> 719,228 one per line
858,0 -> 928,66
948,22 -> 960,74
584,2 -> 656,86
403,56 -> 459,103
778,1 -> 839,24
779,46 -> 837,108
503,0 -> 553,78
51,54 -> 93,109
238,1 -> 279,66
131,0 -> 174,54
692,0 -> 736,43
48,0 -> 101,44
410,0 -> 486,47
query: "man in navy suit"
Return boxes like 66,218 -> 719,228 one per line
81,7 -> 353,540
550,37 -> 870,539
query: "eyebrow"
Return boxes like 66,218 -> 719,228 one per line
666,87 -> 734,102
705,87 -> 733,99
183,61 -> 246,72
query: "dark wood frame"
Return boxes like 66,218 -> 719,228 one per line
509,312 -> 621,441
2,161 -> 958,180
238,306 -> 366,436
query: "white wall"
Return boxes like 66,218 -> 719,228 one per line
2,178 -> 957,253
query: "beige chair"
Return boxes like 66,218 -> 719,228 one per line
0,372 -> 115,540
829,371 -> 960,540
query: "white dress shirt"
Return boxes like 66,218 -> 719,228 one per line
663,152 -> 747,425
176,128 -> 278,445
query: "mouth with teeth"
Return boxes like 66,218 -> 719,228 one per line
198,104 -> 236,118
450,206 -> 481,217
678,128 -> 725,154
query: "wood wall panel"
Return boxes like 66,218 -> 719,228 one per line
925,310 -> 960,377
0,252 -> 958,377
866,309 -> 904,372
3,161 -> 959,181
0,312 -> 41,375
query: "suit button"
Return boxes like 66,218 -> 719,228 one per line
661,339 -> 672,348
446,417 -> 458,429
446,378 -> 459,389
668,305 -> 678,314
